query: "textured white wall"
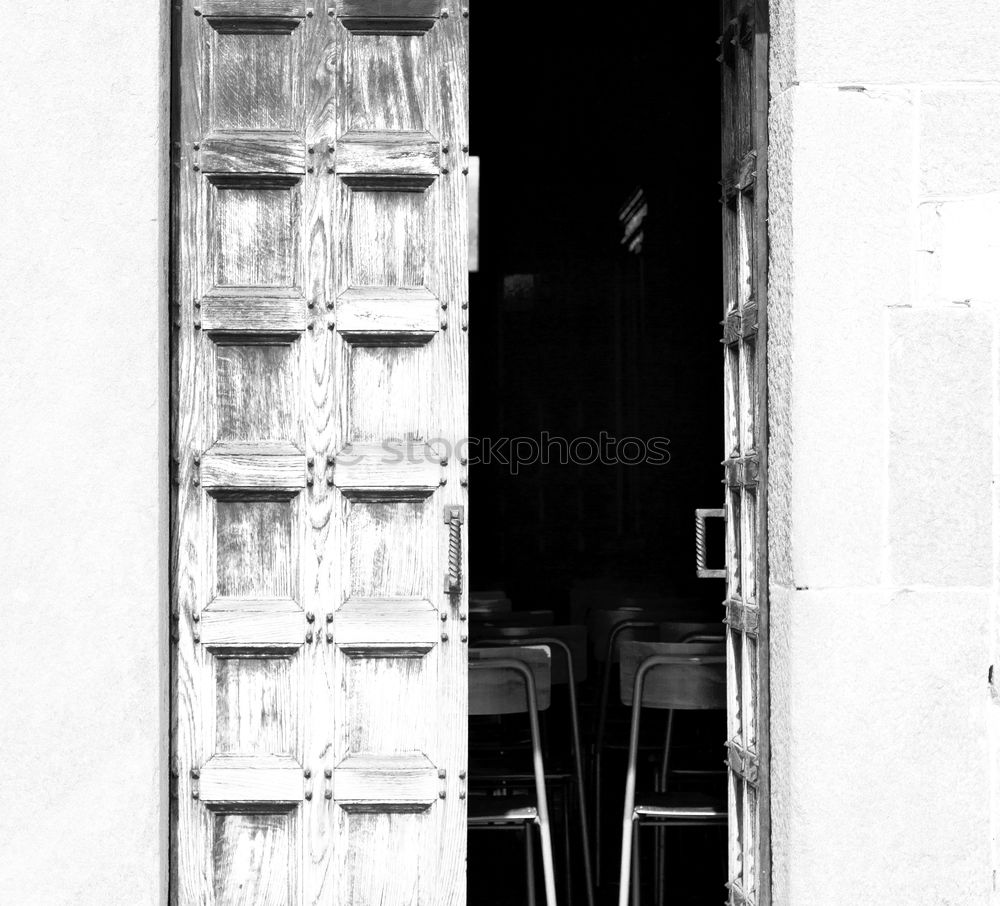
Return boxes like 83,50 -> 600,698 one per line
0,4 -> 169,905
768,1 -> 1000,902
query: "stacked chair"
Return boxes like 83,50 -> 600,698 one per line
468,645 -> 559,906
615,640 -> 727,906
467,585 -> 727,905
587,599 -> 711,885
470,623 -> 595,906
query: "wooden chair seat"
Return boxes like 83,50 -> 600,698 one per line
633,791 -> 726,821
472,609 -> 555,628
469,591 -> 513,618
472,767 -> 575,786
468,795 -> 540,825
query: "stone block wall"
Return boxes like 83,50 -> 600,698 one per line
0,4 -> 169,904
768,1 -> 1000,902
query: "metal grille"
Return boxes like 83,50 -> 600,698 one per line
719,2 -> 769,904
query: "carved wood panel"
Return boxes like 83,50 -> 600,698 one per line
173,1 -> 468,903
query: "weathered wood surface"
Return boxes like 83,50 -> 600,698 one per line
719,1 -> 770,903
333,442 -> 441,499
336,131 -> 440,176
336,286 -> 440,345
173,0 -> 468,902
200,134 -> 307,175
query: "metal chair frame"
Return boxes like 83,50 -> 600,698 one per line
469,655 -> 560,906
649,629 -> 726,898
617,653 -> 727,906
474,633 -> 596,906
593,617 -> 659,885
593,619 -> 725,885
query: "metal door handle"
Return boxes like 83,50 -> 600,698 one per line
695,508 -> 726,579
443,506 -> 464,596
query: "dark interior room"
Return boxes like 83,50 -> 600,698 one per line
468,4 -> 730,904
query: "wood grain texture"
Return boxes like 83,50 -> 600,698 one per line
346,35 -> 426,131
203,0 -> 306,16
334,596 -> 437,653
340,813 -> 426,906
339,18 -> 438,36
213,339 -> 298,444
347,188 -> 426,286
349,346 -> 429,441
337,130 -> 439,176
216,654 -> 296,754
337,286 -> 439,345
427,6 -> 469,902
334,753 -> 437,808
202,453 -> 306,489
212,810 -> 296,906
201,134 -> 307,175
201,295 -> 308,333
719,2 -> 770,903
209,24 -> 299,131
200,610 -> 305,647
201,756 -> 304,802
340,0 -> 439,19
300,5 -> 338,901
333,442 -> 440,499
344,654 -> 429,752
174,0 -> 213,896
212,180 -> 299,288
175,0 -> 467,900
346,502 -> 425,597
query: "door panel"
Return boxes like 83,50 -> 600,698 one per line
172,2 -> 468,903
720,1 -> 769,904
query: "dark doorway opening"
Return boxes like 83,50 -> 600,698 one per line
470,9 -> 724,602
468,5 -> 728,905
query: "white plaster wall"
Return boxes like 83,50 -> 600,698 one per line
768,1 -> 1000,902
0,4 -> 169,904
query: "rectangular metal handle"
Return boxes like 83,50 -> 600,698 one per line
695,508 -> 726,579
443,506 -> 464,596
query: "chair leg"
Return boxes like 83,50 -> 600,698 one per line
631,821 -> 641,906
617,809 -> 634,906
655,712 -> 674,906
655,823 -> 666,906
594,748 -> 602,887
653,770 -> 662,906
526,823 -> 537,906
654,826 -> 663,906
567,694 -> 596,906
594,655 -> 612,889
563,786 -> 574,906
538,811 -> 559,906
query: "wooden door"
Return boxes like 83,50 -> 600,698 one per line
720,1 -> 769,904
171,2 -> 469,903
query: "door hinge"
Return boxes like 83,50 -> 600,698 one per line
725,597 -> 760,635
727,741 -> 759,785
723,454 -> 759,489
